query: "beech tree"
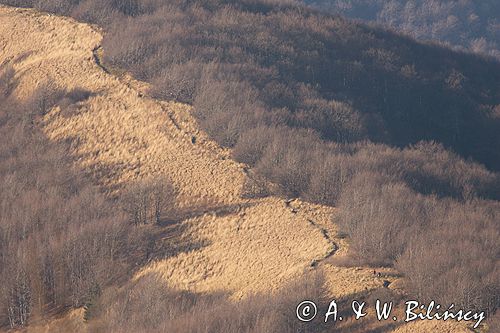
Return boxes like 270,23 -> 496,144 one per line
122,178 -> 175,226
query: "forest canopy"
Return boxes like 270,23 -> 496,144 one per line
306,0 -> 500,60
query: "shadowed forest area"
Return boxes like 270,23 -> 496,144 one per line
0,0 -> 499,331
306,0 -> 500,60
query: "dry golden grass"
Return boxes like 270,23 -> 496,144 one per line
389,320 -> 471,333
21,309 -> 86,333
0,4 -> 336,297
137,198 -> 335,298
0,5 -> 475,332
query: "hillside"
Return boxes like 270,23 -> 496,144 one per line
306,0 -> 500,59
0,5 -> 477,333
2,0 -> 499,173
0,4 -> 334,298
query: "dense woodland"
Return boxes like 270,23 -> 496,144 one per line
0,0 -> 499,331
0,67 -> 129,327
307,0 -> 500,60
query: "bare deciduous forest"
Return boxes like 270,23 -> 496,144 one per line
0,69 -> 128,327
307,0 -> 500,59
0,0 -> 499,331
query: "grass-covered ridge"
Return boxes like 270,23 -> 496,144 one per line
0,0 -> 499,330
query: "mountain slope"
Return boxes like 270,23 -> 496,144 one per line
1,4 -> 336,298
306,0 -> 500,59
0,5 -> 472,333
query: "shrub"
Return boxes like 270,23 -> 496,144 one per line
122,178 -> 175,226
90,271 -> 327,333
